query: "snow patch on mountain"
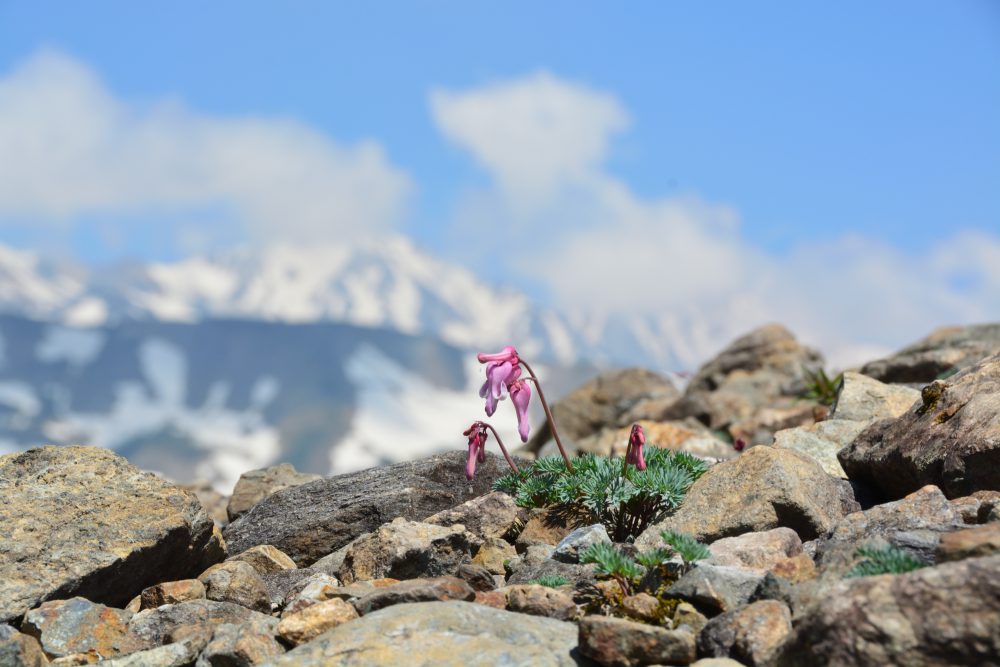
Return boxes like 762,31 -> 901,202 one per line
36,326 -> 105,367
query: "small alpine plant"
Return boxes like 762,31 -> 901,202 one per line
846,544 -> 926,578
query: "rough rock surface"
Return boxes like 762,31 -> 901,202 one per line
226,545 -> 298,575
840,352 -> 1000,499
101,638 -> 203,667
0,446 -> 216,623
127,600 -> 271,647
504,584 -> 578,621
198,561 -> 271,613
337,518 -> 478,583
664,324 -> 824,431
470,537 -> 516,575
277,598 -> 358,646
552,525 -> 612,563
707,528 -> 803,571
223,451 -> 511,565
773,419 -> 867,479
140,580 -> 206,610
937,522 -> 1000,562
524,368 -> 680,454
697,600 -> 792,667
227,463 -> 322,522
777,555 -> 1000,666
579,615 -> 696,667
637,446 -> 857,548
22,597 -> 148,660
829,371 -> 920,422
196,616 -> 283,666
666,565 -> 766,615
265,600 -> 584,666
860,322 -> 1000,384
0,624 -> 48,666
423,492 -> 521,542
352,577 -> 476,615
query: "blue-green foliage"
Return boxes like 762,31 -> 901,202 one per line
493,447 -> 708,541
659,530 -> 711,564
846,545 -> 926,578
579,542 -> 644,580
528,575 -> 570,588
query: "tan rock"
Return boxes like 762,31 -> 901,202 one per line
471,537 -> 517,575
673,602 -> 708,634
0,624 -> 48,667
226,463 -> 322,522
699,600 -> 792,667
770,553 -> 816,583
708,528 -> 803,570
198,561 -> 270,612
424,492 -> 521,542
620,592 -> 661,623
227,544 -> 297,575
139,579 -> 206,610
937,523 -> 1000,562
277,598 -> 359,646
515,508 -> 582,549
579,615 -> 697,667
338,519 -> 478,584
22,598 -> 149,660
503,584 -> 578,621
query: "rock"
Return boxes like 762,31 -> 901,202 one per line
524,368 -> 681,454
226,463 -> 322,523
860,322 -> 1000,384
195,616 -> 283,666
259,570 -> 320,611
223,451 -> 511,565
840,353 -> 1000,499
636,446 -> 857,548
815,485 -> 965,572
504,584 -> 578,621
773,420 -> 868,478
280,574 -> 341,617
666,324 -> 824,430
352,577 -> 476,615
127,600 -> 270,647
666,565 -> 766,615
552,525 -> 612,563
673,602 -> 709,634
620,593 -> 660,623
729,404 -> 821,449
506,545 -> 597,590
471,537 -> 517,575
829,371 -> 920,422
140,580 -> 206,610
226,545 -> 297,575
101,639 -> 203,667
690,660 -> 746,667
0,624 -> 47,667
697,600 -> 792,667
516,508 -> 585,550
769,554 -> 816,584
22,598 -> 148,660
776,555 -> 1000,666
0,446 -> 216,623
181,480 -> 230,527
707,528 -> 803,571
456,563 -> 496,592
474,590 -> 507,610
578,615 -> 697,667
198,561 -> 271,613
424,492 -> 521,542
337,518 -> 478,584
276,598 -> 358,647
266,600 -> 582,666
936,522 -> 1000,562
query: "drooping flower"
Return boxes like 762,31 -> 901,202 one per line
463,422 -> 488,480
625,423 -> 647,471
477,346 -> 523,417
509,379 -> 532,442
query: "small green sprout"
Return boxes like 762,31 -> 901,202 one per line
846,545 -> 926,578
802,366 -> 844,406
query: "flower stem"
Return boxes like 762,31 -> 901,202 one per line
482,422 -> 520,474
520,359 -> 575,472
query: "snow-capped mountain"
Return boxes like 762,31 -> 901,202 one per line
0,239 -> 716,490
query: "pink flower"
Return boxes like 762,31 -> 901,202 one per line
509,379 -> 532,442
733,437 -> 746,452
463,422 -> 488,480
476,346 -> 532,440
625,423 -> 647,471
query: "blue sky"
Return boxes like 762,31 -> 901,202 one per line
0,1 -> 998,360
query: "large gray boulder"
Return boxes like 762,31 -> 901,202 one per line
860,322 -> 1000,384
777,555 -> 1000,666
224,451 -> 515,565
840,352 -> 1000,499
0,446 -> 216,623
227,463 -> 322,522
263,600 -> 585,666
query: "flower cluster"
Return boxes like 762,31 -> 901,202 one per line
477,346 -> 532,442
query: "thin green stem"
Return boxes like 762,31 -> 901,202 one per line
520,359 -> 575,472
481,422 -> 520,474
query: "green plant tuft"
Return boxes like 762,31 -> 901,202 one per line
659,530 -> 711,565
846,545 -> 926,578
528,575 -> 570,588
492,447 -> 708,542
802,366 -> 844,406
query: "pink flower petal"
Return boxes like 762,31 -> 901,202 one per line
477,346 -> 518,364
511,381 -> 532,442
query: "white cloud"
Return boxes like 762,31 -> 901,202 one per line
431,72 -> 628,209
430,73 -> 1000,369
0,50 -> 411,246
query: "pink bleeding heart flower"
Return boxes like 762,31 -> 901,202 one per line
463,422 -> 489,480
477,347 -> 522,417
626,423 -> 647,471
477,346 -> 519,365
509,379 -> 532,442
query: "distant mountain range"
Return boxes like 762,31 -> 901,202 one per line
0,239 -> 711,489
